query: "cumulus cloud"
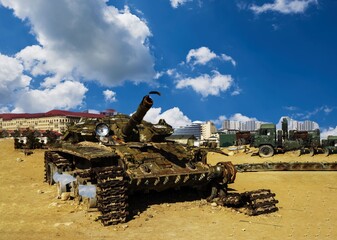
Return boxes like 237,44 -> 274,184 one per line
175,71 -> 233,97
103,89 -> 117,102
186,47 -> 217,65
12,81 -> 88,113
250,0 -> 318,14
186,47 -> 236,67
0,0 -> 157,113
0,54 -> 32,105
144,107 -> 192,128
229,113 -> 258,122
0,0 -> 155,88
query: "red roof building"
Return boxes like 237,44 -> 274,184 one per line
0,110 -> 105,133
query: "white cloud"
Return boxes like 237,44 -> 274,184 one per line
103,89 -> 117,102
0,54 -> 32,105
221,53 -> 237,67
229,113 -> 257,122
15,45 -> 48,76
170,0 -> 191,8
175,71 -> 233,97
185,47 -> 236,67
0,0 -> 158,113
211,115 -> 227,127
231,86 -> 242,96
0,53 -> 88,113
0,107 -> 10,113
12,81 -> 88,113
321,126 -> 337,140
186,47 -> 217,65
250,0 -> 318,14
0,0 -> 155,87
144,107 -> 192,128
302,106 -> 334,119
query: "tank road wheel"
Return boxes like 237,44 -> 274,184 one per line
258,145 -> 274,158
95,166 -> 128,226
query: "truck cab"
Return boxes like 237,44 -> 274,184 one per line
251,124 -> 277,157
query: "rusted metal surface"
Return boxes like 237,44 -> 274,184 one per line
235,161 -> 337,172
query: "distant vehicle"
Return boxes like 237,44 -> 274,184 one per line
251,118 -> 321,158
322,135 -> 337,156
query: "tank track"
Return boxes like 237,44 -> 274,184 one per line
94,166 -> 128,226
44,151 -> 128,225
44,151 -> 72,183
218,189 -> 278,216
235,161 -> 337,172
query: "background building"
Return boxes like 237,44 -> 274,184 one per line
173,123 -> 202,139
277,117 -> 319,131
201,121 -> 217,140
222,119 -> 262,131
0,110 -> 104,133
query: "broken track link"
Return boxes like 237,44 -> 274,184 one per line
217,189 -> 279,216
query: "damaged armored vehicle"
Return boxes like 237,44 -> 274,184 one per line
44,92 -> 277,225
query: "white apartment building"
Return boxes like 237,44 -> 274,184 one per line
201,121 -> 217,140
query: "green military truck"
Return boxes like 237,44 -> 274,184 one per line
251,118 -> 321,158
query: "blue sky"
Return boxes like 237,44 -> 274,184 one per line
0,0 -> 336,136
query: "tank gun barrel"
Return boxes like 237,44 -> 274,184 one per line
122,92 -> 159,137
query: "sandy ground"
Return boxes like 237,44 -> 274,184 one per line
1,138 -> 337,240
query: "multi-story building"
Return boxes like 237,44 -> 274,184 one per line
222,119 -> 262,131
278,117 -> 319,131
0,110 -> 104,133
173,123 -> 202,139
201,121 -> 217,140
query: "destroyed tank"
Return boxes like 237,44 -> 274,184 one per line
44,92 -> 245,225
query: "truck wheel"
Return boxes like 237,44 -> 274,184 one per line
258,145 -> 274,158
309,148 -> 315,157
324,148 -> 330,157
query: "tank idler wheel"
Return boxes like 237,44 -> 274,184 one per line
258,145 -> 274,158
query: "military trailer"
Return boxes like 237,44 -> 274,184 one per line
322,136 -> 337,156
288,129 -> 322,156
